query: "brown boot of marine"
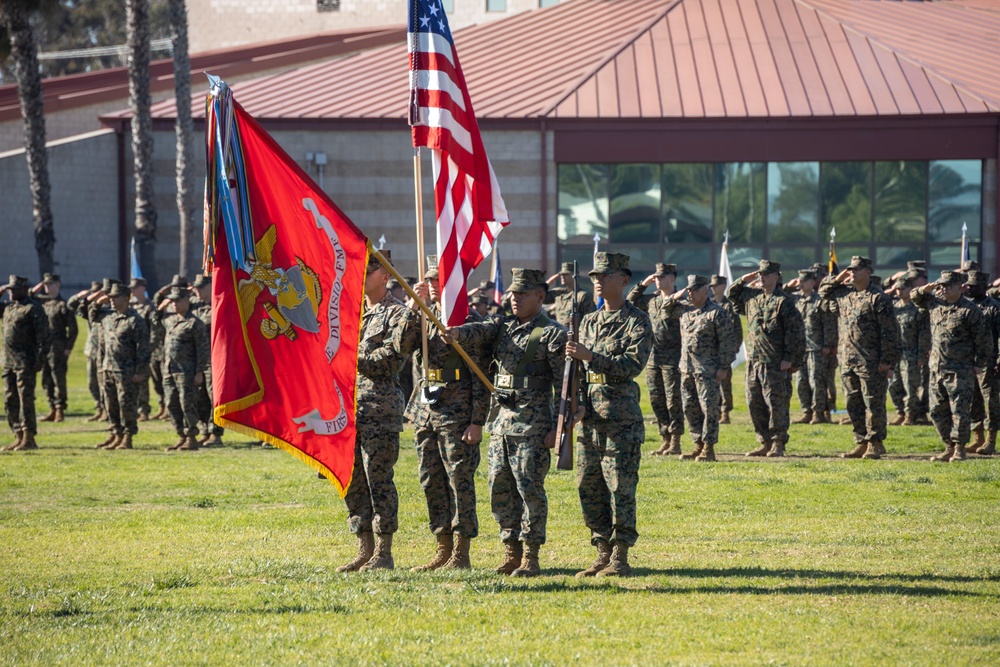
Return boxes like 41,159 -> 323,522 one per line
766,440 -> 785,458
176,436 -> 200,451
930,442 -> 954,462
14,432 -> 38,450
890,413 -> 905,426
1,431 -> 22,451
862,440 -> 884,460
40,408 -> 56,422
86,408 -> 105,423
651,434 -> 672,456
166,436 -> 187,451
970,428 -> 985,453
495,541 -> 523,575
441,534 -> 472,570
720,410 -> 730,424
511,543 -> 540,577
976,431 -> 996,455
745,442 -> 770,457
810,411 -> 829,424
840,441 -> 868,459
336,532 -> 375,572
793,411 -> 812,425
949,442 -> 966,462
575,539 -> 612,578
54,408 -> 64,422
595,543 -> 632,577
696,442 -> 716,462
151,404 -> 166,420
359,533 -> 395,570
680,441 -> 704,460
664,434 -> 682,455
96,432 -> 119,449
113,433 -> 133,450
411,534 -> 453,572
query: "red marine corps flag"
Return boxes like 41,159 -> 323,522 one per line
203,77 -> 367,495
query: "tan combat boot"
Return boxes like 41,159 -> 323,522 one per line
1,431 -> 22,451
54,408 -> 64,422
40,408 -> 56,422
810,411 -> 829,424
595,543 -> 631,577
976,431 -> 996,455
166,436 -> 187,451
14,432 -> 38,450
890,413 -> 905,426
651,434 -> 672,456
840,441 -> 868,459
766,440 -> 785,458
930,442 -> 954,462
862,440 -> 884,460
204,434 -> 223,447
666,434 -> 682,456
720,410 -> 731,425
151,404 -> 166,420
197,434 -> 211,445
495,541 -> 523,575
696,442 -> 716,462
902,415 -> 917,426
359,533 -> 395,571
680,441 -> 704,460
838,415 -> 852,425
441,534 -> 472,570
176,436 -> 200,451
113,433 -> 133,450
949,442 -> 966,463
411,534 -> 453,572
511,544 -> 540,577
96,432 -> 118,449
575,539 -> 612,578
86,408 -> 105,423
745,441 -> 770,457
336,532 -> 375,572
793,411 -> 812,425
970,428 -> 985,452
137,410 -> 149,422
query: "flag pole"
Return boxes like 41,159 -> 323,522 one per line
413,148 -> 430,385
370,242 -> 496,393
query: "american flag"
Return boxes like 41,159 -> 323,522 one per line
409,0 -> 509,326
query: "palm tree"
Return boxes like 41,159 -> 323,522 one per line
168,0 -> 194,277
127,0 -> 158,286
0,0 -> 57,276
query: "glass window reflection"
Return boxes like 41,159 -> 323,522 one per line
874,161 -> 926,242
558,164 -> 608,244
662,163 -> 712,243
821,162 -> 872,243
768,162 -> 819,243
928,160 -> 982,242
714,163 -> 765,243
609,164 -> 661,244
770,247 -> 817,272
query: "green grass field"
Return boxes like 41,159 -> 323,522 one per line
2,327 -> 999,665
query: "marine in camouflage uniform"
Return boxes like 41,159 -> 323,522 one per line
0,276 -> 50,451
907,262 -> 932,421
790,270 -> 836,424
546,261 -> 596,330
406,255 -> 490,572
96,283 -> 151,450
339,250 -> 419,573
664,275 -> 737,462
912,271 -> 993,462
568,253 -> 652,578
888,274 -> 930,426
67,281 -> 104,420
35,273 -> 77,422
85,279 -> 120,426
964,271 -> 1000,455
710,274 -> 742,423
159,281 -> 211,452
129,277 -> 165,421
450,268 -> 566,577
728,260 -> 805,457
627,262 -> 684,455
819,256 -> 901,459
191,274 -> 224,444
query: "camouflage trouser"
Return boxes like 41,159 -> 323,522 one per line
827,355 -> 838,411
720,369 -> 734,412
344,424 -> 400,535
104,371 -> 140,435
970,367 -> 1000,432
489,434 -> 549,545
796,351 -> 829,415
919,362 -> 930,417
97,369 -> 110,419
930,369 -> 976,445
3,368 -> 37,435
163,371 -> 200,437
746,361 -> 791,446
41,350 -> 69,410
86,355 -> 102,409
197,367 -> 224,436
148,355 -> 165,410
889,357 -> 922,418
842,367 -> 889,445
576,420 -> 643,547
415,421 -> 481,538
682,372 -> 722,445
646,364 -> 684,436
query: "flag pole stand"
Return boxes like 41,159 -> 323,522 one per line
413,148 -> 430,387
370,243 -> 495,393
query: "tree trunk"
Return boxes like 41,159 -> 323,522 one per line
1,1 -> 55,276
168,0 -> 195,278
127,0 -> 158,287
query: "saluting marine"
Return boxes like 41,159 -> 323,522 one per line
34,273 -> 77,423
0,276 -> 50,451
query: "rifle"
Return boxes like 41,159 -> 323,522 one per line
555,260 -> 580,470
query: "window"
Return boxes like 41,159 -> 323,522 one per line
609,164 -> 660,244
442,0 -> 454,12
767,162 -> 819,242
874,161 -> 927,243
714,163 -> 765,243
821,162 -> 872,243
317,0 -> 340,12
487,0 -> 507,11
558,164 -> 608,243
928,160 -> 982,243
540,0 -> 560,6
662,163 -> 712,243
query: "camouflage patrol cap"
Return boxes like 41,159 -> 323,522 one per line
810,262 -> 828,274
758,259 -> 780,275
934,270 -> 964,286
6,275 -> 28,289
966,270 -> 991,286
90,280 -> 102,292
128,277 -> 147,289
907,260 -> 926,270
478,279 -> 494,291
165,286 -> 191,301
961,260 -> 980,272
847,256 -> 873,271
470,291 -> 491,305
653,263 -> 677,277
169,274 -> 190,288
107,283 -> 129,299
708,274 -> 727,287
423,255 -> 439,280
559,261 -> 575,275
101,278 -> 121,292
192,273 -> 211,288
798,269 -> 818,282
42,273 -> 60,284
894,276 -> 913,290
686,275 -> 709,289
366,249 -> 391,274
589,252 -> 632,277
508,268 -> 548,293
870,275 -> 883,288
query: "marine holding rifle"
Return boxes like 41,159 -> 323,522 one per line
567,253 -> 652,578
405,255 -> 490,572
446,268 -> 566,577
